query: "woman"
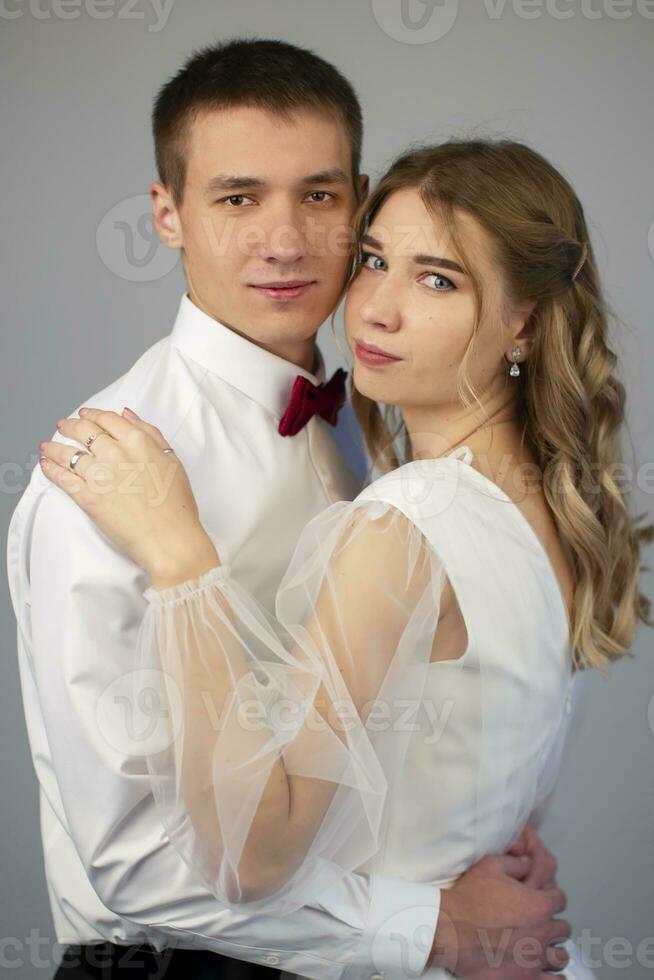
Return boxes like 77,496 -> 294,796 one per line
39,139 -> 652,978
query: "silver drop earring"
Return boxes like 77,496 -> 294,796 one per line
508,346 -> 522,377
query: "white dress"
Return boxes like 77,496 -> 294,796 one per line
135,446 -> 596,979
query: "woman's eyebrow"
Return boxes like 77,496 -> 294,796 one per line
361,234 -> 466,275
413,253 -> 466,275
361,233 -> 385,250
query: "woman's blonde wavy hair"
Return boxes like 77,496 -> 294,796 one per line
334,138 -> 653,673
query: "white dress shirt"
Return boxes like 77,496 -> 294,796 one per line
6,292 -> 441,980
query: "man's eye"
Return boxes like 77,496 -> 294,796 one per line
219,195 -> 254,207
360,251 -> 386,271
306,191 -> 334,203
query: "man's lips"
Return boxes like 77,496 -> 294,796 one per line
253,280 -> 314,288
250,280 -> 316,300
354,339 -> 403,365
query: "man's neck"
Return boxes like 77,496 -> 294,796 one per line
185,291 -> 318,374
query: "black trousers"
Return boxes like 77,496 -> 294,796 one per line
53,942 -> 283,980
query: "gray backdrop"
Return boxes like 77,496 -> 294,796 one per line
1,1 -> 653,977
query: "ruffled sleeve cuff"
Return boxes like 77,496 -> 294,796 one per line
143,563 -> 233,607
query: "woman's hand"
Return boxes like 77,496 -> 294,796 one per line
38,406 -> 220,588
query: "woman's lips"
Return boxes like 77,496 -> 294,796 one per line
251,281 -> 315,301
354,340 -> 403,367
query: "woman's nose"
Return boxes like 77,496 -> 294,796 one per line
359,293 -> 401,333
357,268 -> 403,331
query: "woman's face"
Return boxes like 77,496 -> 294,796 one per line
344,187 -> 523,411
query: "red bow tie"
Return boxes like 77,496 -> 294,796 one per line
278,368 -> 348,437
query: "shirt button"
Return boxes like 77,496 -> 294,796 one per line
264,955 -> 280,965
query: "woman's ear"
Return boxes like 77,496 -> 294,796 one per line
510,304 -> 538,360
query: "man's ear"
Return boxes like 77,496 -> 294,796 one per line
150,181 -> 183,249
358,173 -> 370,203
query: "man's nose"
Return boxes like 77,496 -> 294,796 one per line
257,206 -> 308,264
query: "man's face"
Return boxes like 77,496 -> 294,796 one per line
152,106 -> 366,363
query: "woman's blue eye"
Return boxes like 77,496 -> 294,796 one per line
360,251 -> 455,291
422,272 -> 455,291
360,251 -> 386,271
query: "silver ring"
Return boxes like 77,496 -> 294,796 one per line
69,449 -> 89,471
85,430 -> 107,449
162,447 -> 174,454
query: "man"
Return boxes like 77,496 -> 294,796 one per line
7,38 -> 571,980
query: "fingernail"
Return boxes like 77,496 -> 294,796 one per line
79,408 -> 88,415
123,407 -> 138,419
56,419 -> 65,428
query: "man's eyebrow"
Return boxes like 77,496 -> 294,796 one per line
300,168 -> 349,185
361,234 -> 466,276
204,168 -> 350,195
204,175 -> 266,194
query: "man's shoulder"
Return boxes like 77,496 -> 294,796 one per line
69,332 -> 172,419
9,331 -> 181,545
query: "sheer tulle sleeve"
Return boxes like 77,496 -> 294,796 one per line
133,499 -> 448,915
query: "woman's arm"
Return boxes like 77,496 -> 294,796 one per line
39,408 -> 446,910
139,501 -> 445,906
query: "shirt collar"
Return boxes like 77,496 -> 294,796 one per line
169,292 -> 327,419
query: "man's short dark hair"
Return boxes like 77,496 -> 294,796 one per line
152,37 -> 363,207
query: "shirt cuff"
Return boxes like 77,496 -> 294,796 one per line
340,876 -> 441,980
